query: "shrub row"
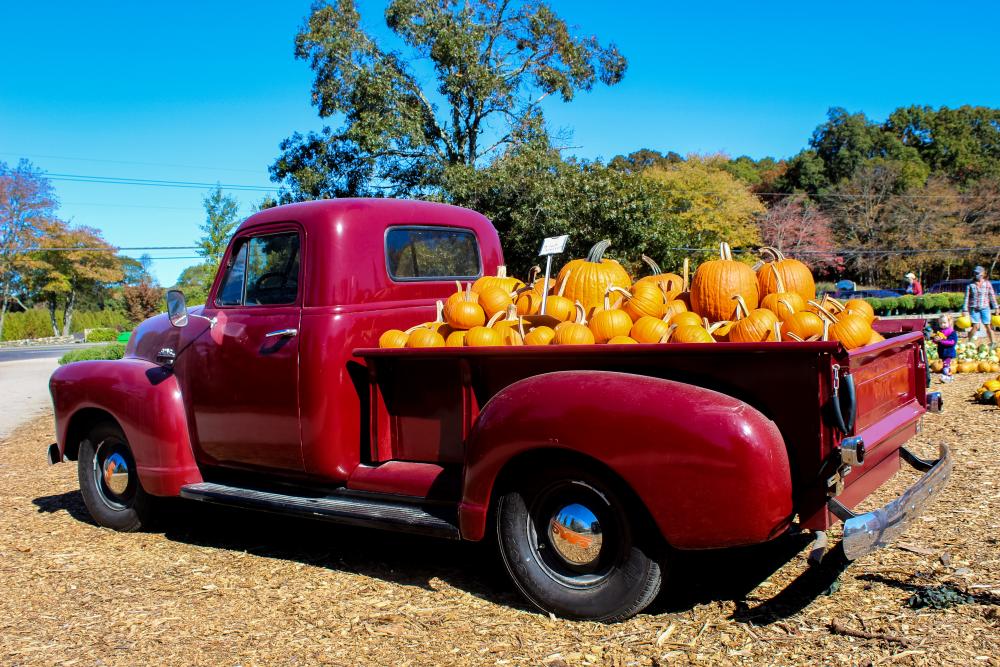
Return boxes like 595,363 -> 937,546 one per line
58,343 -> 127,365
865,292 -> 964,316
1,309 -> 130,342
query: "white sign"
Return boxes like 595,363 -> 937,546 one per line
538,235 -> 569,256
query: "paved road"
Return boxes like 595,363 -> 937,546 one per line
0,346 -> 84,438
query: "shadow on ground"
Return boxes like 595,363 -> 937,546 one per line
33,491 -> 847,623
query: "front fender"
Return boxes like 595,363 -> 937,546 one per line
460,371 -> 793,549
49,359 -> 202,496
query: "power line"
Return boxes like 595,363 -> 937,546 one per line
63,201 -> 202,211
1,151 -> 263,174
19,245 -> 199,251
45,172 -> 280,192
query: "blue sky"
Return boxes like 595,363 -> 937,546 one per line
4,1 -> 999,285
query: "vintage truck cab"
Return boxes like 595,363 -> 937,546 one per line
48,199 -> 951,621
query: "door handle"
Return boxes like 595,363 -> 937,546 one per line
264,328 -> 298,338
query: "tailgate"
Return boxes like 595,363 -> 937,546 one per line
833,331 -> 927,511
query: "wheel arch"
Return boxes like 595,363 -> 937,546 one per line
63,407 -> 120,461
459,370 -> 795,549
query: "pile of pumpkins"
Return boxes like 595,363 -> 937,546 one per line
928,341 -> 1000,374
973,377 -> 1000,406
379,240 -> 885,349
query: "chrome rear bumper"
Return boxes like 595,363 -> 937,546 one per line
828,444 -> 951,560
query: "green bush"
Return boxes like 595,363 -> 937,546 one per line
931,294 -> 951,312
85,327 -> 117,342
898,294 -> 916,313
2,308 -> 130,341
866,297 -> 884,315
947,292 -> 966,311
882,297 -> 899,314
58,343 -> 126,365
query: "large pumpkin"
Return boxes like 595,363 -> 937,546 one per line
555,240 -> 632,316
756,246 -> 816,303
690,242 -> 759,322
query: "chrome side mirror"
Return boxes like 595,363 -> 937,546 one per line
166,289 -> 188,328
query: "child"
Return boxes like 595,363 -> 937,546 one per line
932,315 -> 958,382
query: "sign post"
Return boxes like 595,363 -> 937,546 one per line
538,235 -> 569,315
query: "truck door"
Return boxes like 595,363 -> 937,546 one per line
184,226 -> 304,472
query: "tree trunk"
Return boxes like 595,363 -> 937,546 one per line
0,275 -> 9,342
48,297 -> 59,337
62,289 -> 76,337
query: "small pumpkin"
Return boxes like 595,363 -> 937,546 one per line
445,330 -> 468,347
465,312 -> 507,347
662,299 -> 688,322
756,246 -> 816,303
478,285 -> 515,319
811,301 -> 873,350
523,325 -> 556,346
844,298 -> 876,323
784,310 -> 825,340
555,240 -> 632,316
759,267 -> 806,320
527,265 -> 556,296
588,290 -> 634,344
635,255 -> 683,301
929,359 -> 944,372
515,287 -> 544,316
542,271 -> 575,322
669,311 -> 703,328
607,335 -> 638,344
444,283 -> 486,329
553,302 -> 596,345
445,280 -> 478,309
473,265 -> 524,294
630,314 -> 671,344
690,242 -> 759,322
406,327 -> 445,348
609,284 -> 664,321
867,330 -> 885,346
665,319 -> 721,344
378,329 -> 409,348
727,296 -> 779,343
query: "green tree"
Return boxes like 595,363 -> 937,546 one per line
0,160 -> 58,340
271,0 -> 626,199
609,149 -> 683,174
886,105 -> 1000,184
172,262 -> 216,307
199,185 -> 240,267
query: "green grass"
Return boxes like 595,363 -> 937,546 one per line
58,343 -> 126,365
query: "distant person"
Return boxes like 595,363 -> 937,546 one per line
962,266 -> 998,345
904,272 -> 923,295
932,314 -> 958,383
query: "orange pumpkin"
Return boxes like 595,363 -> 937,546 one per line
406,328 -> 445,348
492,306 -> 528,345
588,291 -> 634,343
783,310 -> 825,340
444,283 -> 485,329
756,246 -> 816,303
811,301 -> 873,350
378,329 -> 409,348
527,265 -> 556,296
552,303 -> 595,345
542,271 -> 575,322
844,298 -> 875,323
478,285 -> 515,319
523,325 -> 556,346
630,315 -> 671,344
515,288 -> 544,316
607,335 -> 638,344
867,330 -> 885,345
473,265 -> 524,294
609,284 -> 664,321
445,281 -> 478,309
445,330 -> 468,347
555,240 -> 632,316
759,267 -> 806,320
669,311 -> 703,328
465,312 -> 507,347
666,320 -> 719,344
635,255 -> 683,301
690,242 -> 759,322
662,299 -> 688,322
727,296 -> 779,343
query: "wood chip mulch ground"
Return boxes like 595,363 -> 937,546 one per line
1,374 -> 998,666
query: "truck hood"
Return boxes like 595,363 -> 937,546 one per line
126,305 -> 206,363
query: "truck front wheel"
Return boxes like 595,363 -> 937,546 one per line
496,465 -> 663,621
77,421 -> 157,532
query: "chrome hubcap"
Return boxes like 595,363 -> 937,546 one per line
102,452 -> 130,496
548,503 -> 602,566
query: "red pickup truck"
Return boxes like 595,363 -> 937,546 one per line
48,199 -> 950,621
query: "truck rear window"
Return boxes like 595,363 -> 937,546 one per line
385,227 -> 481,281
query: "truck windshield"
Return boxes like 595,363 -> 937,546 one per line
385,227 -> 480,281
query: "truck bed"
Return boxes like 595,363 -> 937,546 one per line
356,328 -> 927,531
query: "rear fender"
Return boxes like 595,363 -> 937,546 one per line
49,359 -> 202,496
460,371 -> 793,549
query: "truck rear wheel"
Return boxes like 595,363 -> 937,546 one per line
495,465 -> 662,621
77,421 -> 156,532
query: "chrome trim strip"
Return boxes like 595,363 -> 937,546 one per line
834,444 -> 951,560
264,328 -> 298,338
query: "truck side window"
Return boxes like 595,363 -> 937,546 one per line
244,232 -> 300,305
385,227 -> 480,280
216,242 -> 248,306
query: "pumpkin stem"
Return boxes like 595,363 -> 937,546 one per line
557,270 -> 570,297
808,299 -> 839,324
702,316 -> 710,330
706,321 -> 728,335
773,321 -> 782,342
825,296 -> 847,313
573,300 -> 587,325
434,300 -> 444,323
486,311 -> 505,328
454,280 -> 462,296
403,325 -> 423,334
659,324 -> 678,343
770,264 -> 787,293
786,331 -> 805,342
682,257 -> 689,291
759,246 -> 786,262
778,298 -> 795,317
732,294 -> 750,320
821,319 -> 831,341
586,240 -> 612,263
464,282 -> 474,302
496,265 -> 507,279
641,254 -> 663,275
528,265 -> 541,285
751,260 -> 764,272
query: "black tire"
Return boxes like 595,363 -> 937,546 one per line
496,464 -> 663,621
77,421 -> 157,532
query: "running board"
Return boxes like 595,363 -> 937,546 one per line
179,482 -> 460,539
